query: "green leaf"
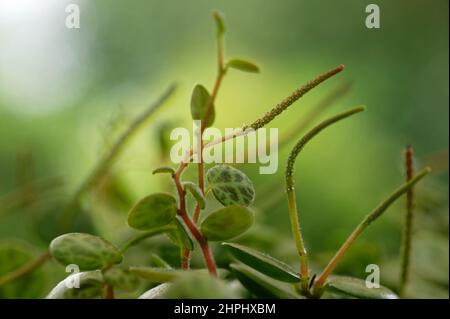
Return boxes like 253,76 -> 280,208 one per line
324,275 -> 398,299
46,270 -> 104,299
127,193 -> 178,231
129,267 -> 178,283
227,59 -> 260,73
152,166 -> 175,176
49,233 -> 122,270
230,263 -> 302,299
190,84 -> 215,128
138,283 -> 172,299
162,271 -> 239,299
103,268 -> 139,291
166,216 -> 194,250
206,165 -> 255,207
213,11 -> 225,35
0,241 -> 46,298
223,242 -> 300,283
184,181 -> 206,209
200,205 -> 254,241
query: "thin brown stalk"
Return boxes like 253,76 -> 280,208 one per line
0,252 -> 51,286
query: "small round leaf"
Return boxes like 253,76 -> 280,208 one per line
223,242 -> 300,283
206,165 -> 255,207
200,205 -> 254,241
227,59 -> 260,73
49,233 -> 122,270
190,84 -> 215,128
127,193 -> 178,231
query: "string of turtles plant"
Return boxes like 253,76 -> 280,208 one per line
28,11 -> 431,299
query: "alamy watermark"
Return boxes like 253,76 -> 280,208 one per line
65,264 -> 80,288
65,4 -> 80,29
365,4 -> 380,29
365,264 -> 380,288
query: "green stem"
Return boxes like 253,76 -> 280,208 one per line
173,172 -> 217,275
286,189 -> 309,293
313,167 -> 431,295
285,106 -> 365,295
102,284 -> 115,299
399,145 -> 415,297
59,84 -> 176,232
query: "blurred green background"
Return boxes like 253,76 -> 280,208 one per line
0,0 -> 448,298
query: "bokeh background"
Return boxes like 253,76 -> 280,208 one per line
0,0 -> 448,298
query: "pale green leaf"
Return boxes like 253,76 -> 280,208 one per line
190,84 -> 215,128
227,59 -> 260,73
49,233 -> 122,270
200,205 -> 254,241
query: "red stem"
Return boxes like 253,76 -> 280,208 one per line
179,210 -> 217,275
181,40 -> 225,268
181,249 -> 190,270
103,284 -> 114,299
173,169 -> 217,276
